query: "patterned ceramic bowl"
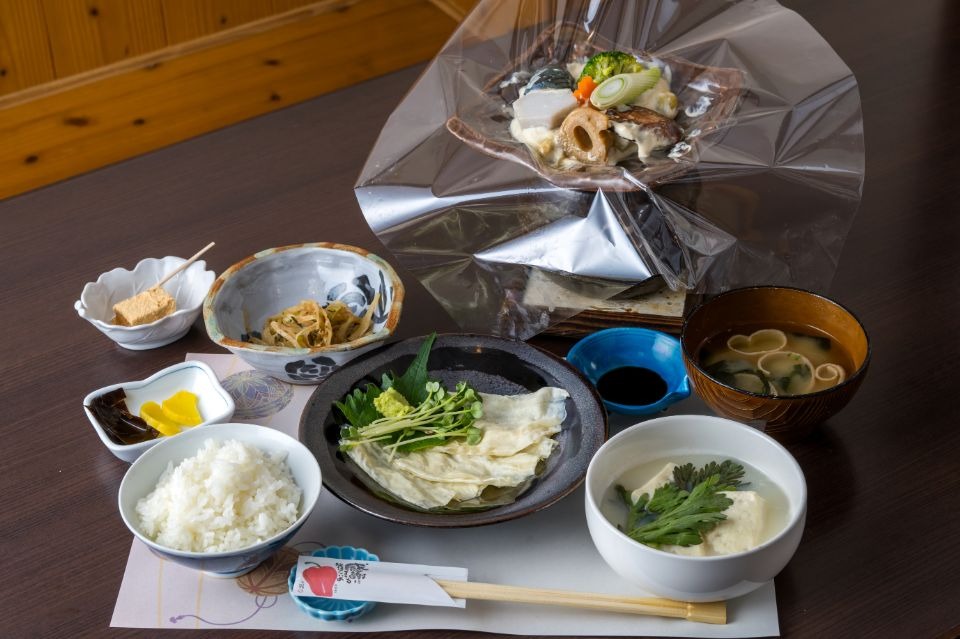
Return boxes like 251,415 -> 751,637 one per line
288,546 -> 379,621
681,287 -> 870,441
203,243 -> 404,384
75,256 -> 215,350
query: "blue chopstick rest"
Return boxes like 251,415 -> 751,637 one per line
288,545 -> 379,621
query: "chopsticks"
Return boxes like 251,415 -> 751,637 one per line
156,241 -> 215,289
434,579 -> 726,624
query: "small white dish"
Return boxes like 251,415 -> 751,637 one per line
585,415 -> 807,602
75,256 -> 215,350
83,361 -> 236,462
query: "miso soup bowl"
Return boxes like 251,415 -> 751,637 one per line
585,415 -> 807,602
681,286 -> 870,441
118,423 -> 321,578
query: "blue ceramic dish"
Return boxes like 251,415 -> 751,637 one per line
567,328 -> 690,416
288,546 -> 379,622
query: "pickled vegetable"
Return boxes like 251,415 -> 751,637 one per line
161,390 -> 202,426
140,401 -> 183,436
86,388 -> 159,445
139,389 -> 204,436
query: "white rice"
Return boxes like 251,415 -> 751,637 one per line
135,439 -> 302,553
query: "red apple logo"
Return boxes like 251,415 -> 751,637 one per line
302,564 -> 338,597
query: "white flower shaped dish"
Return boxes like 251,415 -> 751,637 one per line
75,256 -> 215,350
83,361 -> 236,462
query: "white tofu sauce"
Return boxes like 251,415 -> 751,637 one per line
509,119 -> 568,166
631,78 -> 680,119
601,455 -> 790,557
510,118 -> 644,167
610,121 -> 673,159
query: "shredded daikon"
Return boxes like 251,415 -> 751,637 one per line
250,294 -> 379,348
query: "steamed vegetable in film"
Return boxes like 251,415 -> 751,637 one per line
579,51 -> 645,83
589,69 -> 661,109
509,49 -> 682,168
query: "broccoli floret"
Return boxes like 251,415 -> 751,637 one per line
579,51 -> 644,83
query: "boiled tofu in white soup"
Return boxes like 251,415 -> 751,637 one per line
628,462 -> 767,556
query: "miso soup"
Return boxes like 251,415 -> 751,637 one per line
698,324 -> 854,397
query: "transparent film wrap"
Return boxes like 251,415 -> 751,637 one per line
355,0 -> 864,339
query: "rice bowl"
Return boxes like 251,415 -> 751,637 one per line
135,439 -> 302,553
119,423 -> 321,577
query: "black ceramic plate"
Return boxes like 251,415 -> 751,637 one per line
299,334 -> 607,527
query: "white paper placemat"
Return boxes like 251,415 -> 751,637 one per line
111,354 -> 779,636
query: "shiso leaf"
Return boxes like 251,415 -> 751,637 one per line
334,383 -> 382,429
388,332 -> 437,405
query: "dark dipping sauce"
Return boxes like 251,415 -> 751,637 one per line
596,366 -> 668,406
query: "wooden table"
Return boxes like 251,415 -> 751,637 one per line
1,0 -> 957,636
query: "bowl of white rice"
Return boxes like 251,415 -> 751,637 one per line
118,423 -> 321,577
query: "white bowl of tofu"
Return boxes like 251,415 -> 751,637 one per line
75,256 -> 215,350
584,415 -> 806,602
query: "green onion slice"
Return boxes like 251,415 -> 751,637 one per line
589,68 -> 662,109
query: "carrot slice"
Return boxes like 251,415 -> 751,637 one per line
573,76 -> 598,103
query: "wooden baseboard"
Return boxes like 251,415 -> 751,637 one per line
0,0 -> 458,200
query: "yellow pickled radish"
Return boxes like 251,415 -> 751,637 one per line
140,401 -> 182,436
161,390 -> 203,426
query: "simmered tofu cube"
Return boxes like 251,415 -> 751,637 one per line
512,89 -> 578,129
631,462 -> 677,503
704,491 -> 767,555
113,287 -> 176,326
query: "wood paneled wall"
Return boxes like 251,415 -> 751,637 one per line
0,0 -> 480,199
0,0 -> 333,96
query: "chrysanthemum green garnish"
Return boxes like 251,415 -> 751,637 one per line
617,460 -> 746,547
